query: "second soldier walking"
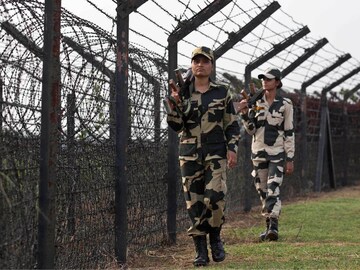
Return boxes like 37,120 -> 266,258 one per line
238,67 -> 295,241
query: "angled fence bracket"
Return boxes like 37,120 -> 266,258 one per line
282,38 -> 328,78
244,26 -> 310,92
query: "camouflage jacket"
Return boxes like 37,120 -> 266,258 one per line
241,94 -> 295,162
167,81 -> 240,161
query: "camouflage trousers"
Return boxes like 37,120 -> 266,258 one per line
252,159 -> 284,219
180,158 -> 227,236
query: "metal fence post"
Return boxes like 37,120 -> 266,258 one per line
114,0 -> 150,265
166,43 -> 178,244
37,0 -> 61,268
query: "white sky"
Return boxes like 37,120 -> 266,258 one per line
277,0 -> 360,60
61,0 -> 360,93
63,0 -> 360,60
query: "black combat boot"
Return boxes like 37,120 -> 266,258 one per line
209,229 -> 225,262
193,235 -> 209,267
266,217 -> 279,241
259,217 -> 270,241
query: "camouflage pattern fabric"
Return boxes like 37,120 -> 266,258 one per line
241,94 -> 294,218
167,80 -> 240,236
252,159 -> 283,218
181,158 -> 227,235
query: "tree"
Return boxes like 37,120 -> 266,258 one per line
222,72 -> 262,94
340,88 -> 359,103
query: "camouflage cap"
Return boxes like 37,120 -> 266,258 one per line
191,46 -> 214,62
258,67 -> 283,89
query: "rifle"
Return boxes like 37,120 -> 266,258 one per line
163,68 -> 193,114
233,82 -> 265,113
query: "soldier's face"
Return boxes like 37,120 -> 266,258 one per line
191,55 -> 213,78
262,77 -> 278,91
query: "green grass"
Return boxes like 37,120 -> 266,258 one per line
210,196 -> 360,269
129,190 -> 360,269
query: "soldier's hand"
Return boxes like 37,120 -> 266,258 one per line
169,79 -> 180,104
227,150 -> 237,169
234,99 -> 248,115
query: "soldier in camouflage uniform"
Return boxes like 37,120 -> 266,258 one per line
238,67 -> 295,241
166,46 -> 240,266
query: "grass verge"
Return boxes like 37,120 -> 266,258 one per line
128,185 -> 360,269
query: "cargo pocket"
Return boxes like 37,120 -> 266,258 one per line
179,137 -> 198,161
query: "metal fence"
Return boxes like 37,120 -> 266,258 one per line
1,0 -> 360,268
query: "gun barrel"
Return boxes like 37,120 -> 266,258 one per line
248,89 -> 265,107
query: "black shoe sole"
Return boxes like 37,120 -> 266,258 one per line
193,263 -> 208,267
212,256 -> 225,263
193,257 -> 210,266
266,231 -> 278,241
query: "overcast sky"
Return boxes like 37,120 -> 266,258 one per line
277,0 -> 360,60
61,0 -> 360,93
63,0 -> 360,61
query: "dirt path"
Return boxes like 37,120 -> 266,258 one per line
126,184 -> 360,269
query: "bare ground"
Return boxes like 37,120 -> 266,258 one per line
124,184 -> 360,270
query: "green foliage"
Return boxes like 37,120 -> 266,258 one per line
340,87 -> 359,103
222,72 -> 243,94
251,78 -> 262,90
222,72 -> 262,95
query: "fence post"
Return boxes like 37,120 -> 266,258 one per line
167,43 -> 178,244
314,93 -> 328,192
114,0 -> 147,265
115,0 -> 129,265
37,0 -> 61,268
